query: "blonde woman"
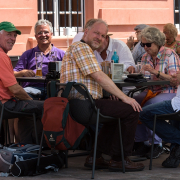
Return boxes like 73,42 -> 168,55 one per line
163,23 -> 180,54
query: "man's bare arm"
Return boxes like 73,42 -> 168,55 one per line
14,70 -> 35,77
8,83 -> 32,100
90,71 -> 142,112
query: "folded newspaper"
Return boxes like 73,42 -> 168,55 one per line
23,87 -> 41,95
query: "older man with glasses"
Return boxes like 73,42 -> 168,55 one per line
127,24 -> 149,64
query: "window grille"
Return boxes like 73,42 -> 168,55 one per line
37,0 -> 85,36
174,0 -> 180,32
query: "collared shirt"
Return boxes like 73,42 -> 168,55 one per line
72,32 -> 84,44
94,37 -> 135,71
132,41 -> 146,64
172,85 -> 180,111
14,44 -> 65,87
0,48 -> 17,103
168,40 -> 180,53
141,46 -> 180,93
60,41 -> 102,99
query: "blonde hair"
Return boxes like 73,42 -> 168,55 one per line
163,23 -> 178,38
83,18 -> 108,32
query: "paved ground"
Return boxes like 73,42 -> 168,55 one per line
3,150 -> 180,180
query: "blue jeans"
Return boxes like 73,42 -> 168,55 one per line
27,86 -> 47,100
139,100 -> 180,145
134,92 -> 176,144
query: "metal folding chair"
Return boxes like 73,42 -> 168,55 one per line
37,81 -> 125,179
150,110 -> 180,170
0,101 -> 39,145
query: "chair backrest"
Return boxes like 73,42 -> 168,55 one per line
47,81 -> 118,125
157,110 -> 180,121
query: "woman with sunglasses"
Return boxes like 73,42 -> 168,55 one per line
132,26 -> 180,160
163,23 -> 180,55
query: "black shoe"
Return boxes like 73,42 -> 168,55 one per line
162,144 -> 180,168
133,142 -> 144,151
146,144 -> 164,159
132,144 -> 151,157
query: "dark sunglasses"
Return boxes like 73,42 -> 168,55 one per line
140,42 -> 152,47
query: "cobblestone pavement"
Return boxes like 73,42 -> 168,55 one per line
3,150 -> 180,180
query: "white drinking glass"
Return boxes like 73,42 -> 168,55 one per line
49,51 -> 57,61
35,52 -> 43,78
136,62 -> 142,73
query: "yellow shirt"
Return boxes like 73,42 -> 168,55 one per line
60,41 -> 102,99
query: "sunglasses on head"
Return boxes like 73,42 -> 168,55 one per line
140,42 -> 152,47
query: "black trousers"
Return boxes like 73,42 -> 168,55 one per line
95,99 -> 139,157
4,98 -> 44,144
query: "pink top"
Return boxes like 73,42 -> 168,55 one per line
141,46 -> 180,93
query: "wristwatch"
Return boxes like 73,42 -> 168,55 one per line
156,71 -> 160,78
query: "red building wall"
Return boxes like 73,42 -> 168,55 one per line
0,0 -> 174,56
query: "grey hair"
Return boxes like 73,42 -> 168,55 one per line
84,18 -> 108,32
34,19 -> 53,34
140,27 -> 165,46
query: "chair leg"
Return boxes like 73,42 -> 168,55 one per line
33,113 -> 39,145
5,119 -> 8,146
0,105 -> 4,146
6,120 -> 11,146
36,130 -> 44,173
118,118 -> 125,173
65,150 -> 68,168
149,115 -> 156,170
91,109 -> 100,179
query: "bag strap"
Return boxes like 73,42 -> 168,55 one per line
73,86 -> 89,99
50,81 -> 57,97
61,82 -> 76,98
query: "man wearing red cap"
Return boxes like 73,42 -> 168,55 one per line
0,21 -> 44,144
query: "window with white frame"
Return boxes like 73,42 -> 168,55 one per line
38,0 -> 85,36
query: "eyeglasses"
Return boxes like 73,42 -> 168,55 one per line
37,31 -> 50,36
140,42 -> 152,47
135,31 -> 141,35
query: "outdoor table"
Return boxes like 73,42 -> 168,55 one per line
16,77 -> 170,90
114,80 -> 170,90
16,76 -> 47,83
103,79 -> 170,98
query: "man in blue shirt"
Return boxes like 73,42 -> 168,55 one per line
14,19 -> 65,100
127,24 -> 148,64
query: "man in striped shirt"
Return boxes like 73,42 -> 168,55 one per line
60,18 -> 144,172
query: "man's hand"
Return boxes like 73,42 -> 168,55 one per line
127,36 -> 134,49
8,83 -> 32,100
127,66 -> 135,74
14,69 -> 35,77
122,96 -> 142,112
21,70 -> 35,77
110,95 -> 119,101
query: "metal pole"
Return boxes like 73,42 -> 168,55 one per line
178,0 -> 180,31
83,0 -> 85,28
39,0 -> 41,20
70,0 -> 72,28
45,0 -> 47,20
77,0 -> 79,33
64,0 -> 66,28
58,0 -> 60,36
52,0 -> 55,35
